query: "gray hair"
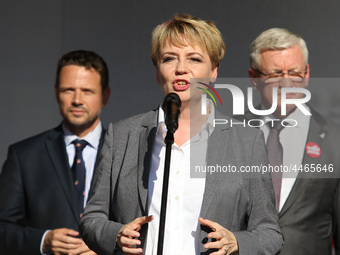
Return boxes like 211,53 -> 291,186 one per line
249,28 -> 309,69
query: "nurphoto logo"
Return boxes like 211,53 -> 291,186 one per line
198,82 -> 312,128
200,83 -> 311,116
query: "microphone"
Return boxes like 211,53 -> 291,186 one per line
158,93 -> 181,254
162,93 -> 181,134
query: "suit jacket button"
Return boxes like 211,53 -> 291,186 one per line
202,237 -> 208,244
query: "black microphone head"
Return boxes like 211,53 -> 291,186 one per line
162,93 -> 181,110
162,93 -> 181,133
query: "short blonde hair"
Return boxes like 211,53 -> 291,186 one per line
151,14 -> 226,69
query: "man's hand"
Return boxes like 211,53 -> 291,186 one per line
68,241 -> 97,255
116,215 -> 153,255
199,217 -> 239,255
42,228 -> 83,254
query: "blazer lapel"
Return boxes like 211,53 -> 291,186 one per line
45,126 -> 79,223
94,127 -> 106,170
279,108 -> 327,217
137,110 -> 158,215
201,116 -> 231,220
278,178 -> 310,217
88,127 -> 107,196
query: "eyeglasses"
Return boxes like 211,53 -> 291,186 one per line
253,68 -> 307,83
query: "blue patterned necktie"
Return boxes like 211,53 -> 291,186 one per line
267,122 -> 285,212
72,139 -> 88,218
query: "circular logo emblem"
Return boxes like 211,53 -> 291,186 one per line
306,142 -> 321,158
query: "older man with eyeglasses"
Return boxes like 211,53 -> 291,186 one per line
239,28 -> 340,255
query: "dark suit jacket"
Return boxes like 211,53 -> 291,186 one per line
239,108 -> 340,255
80,109 -> 283,255
0,125 -> 105,255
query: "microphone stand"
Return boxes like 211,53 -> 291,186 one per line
157,131 -> 174,255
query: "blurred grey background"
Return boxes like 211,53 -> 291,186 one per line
1,0 -> 339,166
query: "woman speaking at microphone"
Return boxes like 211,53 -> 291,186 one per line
80,14 -> 283,255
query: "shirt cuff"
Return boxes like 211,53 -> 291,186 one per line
40,230 -> 51,255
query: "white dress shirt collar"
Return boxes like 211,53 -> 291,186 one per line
62,121 -> 102,149
260,104 -> 310,129
156,99 -> 215,142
